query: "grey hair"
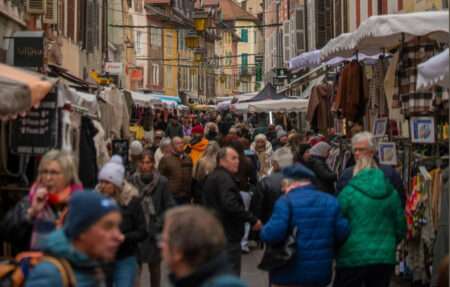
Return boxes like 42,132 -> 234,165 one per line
351,131 -> 376,151
254,133 -> 267,142
38,149 -> 80,186
160,137 -> 172,151
216,146 -> 236,164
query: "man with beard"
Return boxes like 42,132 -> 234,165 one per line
128,151 -> 175,287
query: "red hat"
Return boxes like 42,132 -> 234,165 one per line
192,124 -> 204,135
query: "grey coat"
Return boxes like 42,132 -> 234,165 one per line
128,171 -> 175,263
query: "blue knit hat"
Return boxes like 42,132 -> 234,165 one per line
282,163 -> 316,180
64,191 -> 120,239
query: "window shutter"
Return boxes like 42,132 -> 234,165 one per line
43,0 -> 58,24
296,7 -> 305,54
241,29 -> 248,42
26,0 -> 45,14
283,21 -> 290,63
85,0 -> 95,52
67,0 -> 75,40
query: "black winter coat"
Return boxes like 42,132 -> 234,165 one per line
250,172 -> 284,224
116,197 -> 147,260
306,156 -> 337,194
202,167 -> 257,243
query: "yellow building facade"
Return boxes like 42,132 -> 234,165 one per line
403,0 -> 444,12
215,31 -> 234,97
163,28 -> 178,96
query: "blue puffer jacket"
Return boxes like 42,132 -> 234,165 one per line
25,230 -> 104,287
260,184 -> 350,286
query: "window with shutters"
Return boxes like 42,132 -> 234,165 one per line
283,21 -> 290,64
152,64 -> 160,85
78,0 -> 87,48
86,0 -> 96,52
240,29 -> 248,42
295,7 -> 305,53
27,0 -> 45,14
135,31 -> 143,56
178,30 -> 186,50
315,0 -> 332,49
334,0 -> 342,36
44,0 -> 58,24
150,28 -> 161,47
134,0 -> 142,11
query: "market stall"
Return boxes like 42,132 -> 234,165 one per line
417,48 -> 449,90
233,98 -> 308,113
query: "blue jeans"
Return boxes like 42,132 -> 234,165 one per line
114,256 -> 138,287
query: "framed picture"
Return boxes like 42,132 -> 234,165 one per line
373,118 -> 388,138
378,142 -> 398,166
410,117 -> 435,144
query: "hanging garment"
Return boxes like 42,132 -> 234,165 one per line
103,87 -> 130,139
129,124 -> 145,140
92,120 -> 110,168
98,96 -> 115,140
393,38 -> 437,115
335,62 -> 366,122
78,117 -> 99,188
306,84 -> 333,132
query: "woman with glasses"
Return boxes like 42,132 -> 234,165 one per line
2,150 -> 83,251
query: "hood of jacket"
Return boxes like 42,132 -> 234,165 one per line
191,138 -> 209,153
348,168 -> 392,199
39,229 -> 98,268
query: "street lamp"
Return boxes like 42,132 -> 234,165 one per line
186,31 -> 200,49
193,11 -> 209,32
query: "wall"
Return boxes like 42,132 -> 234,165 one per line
163,28 -> 178,96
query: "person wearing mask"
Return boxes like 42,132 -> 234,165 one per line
189,125 -> 209,166
333,132 -> 406,287
205,122 -> 219,141
162,206 -> 247,287
128,140 -> 144,177
261,164 -> 350,287
25,192 -> 124,287
159,137 -> 193,205
3,150 -> 83,252
128,151 -> 175,287
154,137 -> 172,169
251,134 -> 273,179
202,147 -> 262,275
251,147 -> 294,224
192,141 -> 221,204
305,141 -> 337,194
165,116 -> 183,139
97,155 -> 147,287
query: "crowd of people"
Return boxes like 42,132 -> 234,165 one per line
1,111 -> 449,287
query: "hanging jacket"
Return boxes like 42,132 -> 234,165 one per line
25,229 -> 105,287
261,185 -> 349,286
336,168 -> 406,268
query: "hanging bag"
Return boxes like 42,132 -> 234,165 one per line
258,195 -> 298,271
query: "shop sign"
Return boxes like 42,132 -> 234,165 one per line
130,68 -> 143,81
9,89 -> 61,155
13,31 -> 44,68
105,62 -> 123,75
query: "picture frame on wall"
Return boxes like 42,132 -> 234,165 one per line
373,118 -> 388,138
378,142 -> 398,166
410,117 -> 435,144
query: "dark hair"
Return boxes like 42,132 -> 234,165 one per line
164,206 -> 226,269
141,150 -> 154,163
216,146 -> 235,165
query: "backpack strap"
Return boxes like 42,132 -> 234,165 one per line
41,256 -> 76,287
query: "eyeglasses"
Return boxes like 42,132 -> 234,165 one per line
40,169 -> 62,176
352,147 -> 371,153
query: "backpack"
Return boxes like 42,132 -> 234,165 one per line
0,251 -> 76,287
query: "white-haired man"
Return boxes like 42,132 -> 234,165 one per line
336,132 -> 405,204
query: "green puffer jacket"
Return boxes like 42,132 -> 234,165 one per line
336,168 -> 406,267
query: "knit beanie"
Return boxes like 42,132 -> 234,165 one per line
192,124 -> 204,135
98,155 -> 125,188
277,129 -> 288,140
283,163 -> 316,180
309,141 -> 332,158
64,191 -> 119,239
130,140 -> 143,156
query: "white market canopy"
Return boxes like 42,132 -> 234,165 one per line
288,50 -> 321,70
417,48 -> 449,90
130,91 -> 180,107
321,11 -> 449,60
233,98 -> 309,113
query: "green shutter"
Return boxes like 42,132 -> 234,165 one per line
241,53 -> 248,74
241,29 -> 248,42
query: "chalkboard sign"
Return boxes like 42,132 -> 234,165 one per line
112,140 -> 129,166
9,89 -> 61,155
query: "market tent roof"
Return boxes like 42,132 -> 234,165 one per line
234,98 -> 309,113
0,63 -> 56,119
321,11 -> 449,60
241,83 -> 287,102
215,92 -> 258,103
289,50 -> 321,70
417,48 -> 449,89
130,91 -> 181,107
